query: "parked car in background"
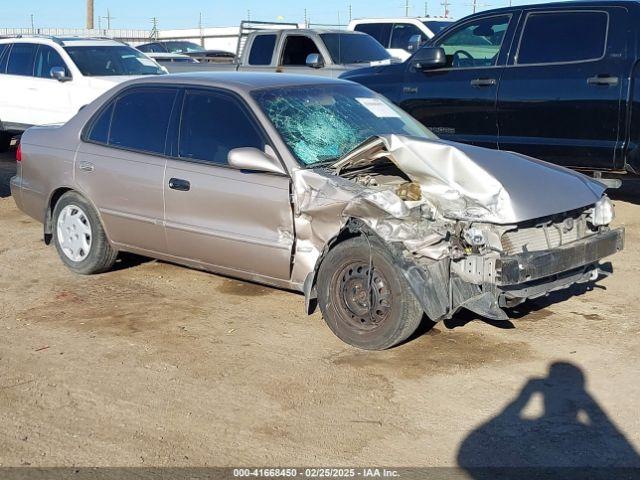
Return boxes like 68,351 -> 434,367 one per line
11,72 -> 623,349
348,17 -> 454,60
145,52 -> 199,64
342,0 -> 640,175
0,36 -> 165,151
205,29 -> 397,78
136,40 -> 235,63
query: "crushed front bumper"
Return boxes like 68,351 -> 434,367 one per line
496,228 -> 624,286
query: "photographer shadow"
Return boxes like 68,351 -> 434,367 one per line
457,362 -> 640,479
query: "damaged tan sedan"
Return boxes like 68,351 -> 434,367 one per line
11,73 -> 624,350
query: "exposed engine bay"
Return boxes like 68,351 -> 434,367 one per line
292,135 -> 624,322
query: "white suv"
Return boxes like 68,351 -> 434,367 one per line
0,36 -> 165,151
348,17 -> 454,61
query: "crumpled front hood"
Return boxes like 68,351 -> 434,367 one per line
377,135 -> 605,224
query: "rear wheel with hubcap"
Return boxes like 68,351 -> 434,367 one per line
317,236 -> 424,350
53,191 -> 118,274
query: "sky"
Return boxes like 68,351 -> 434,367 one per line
1,0 -> 548,31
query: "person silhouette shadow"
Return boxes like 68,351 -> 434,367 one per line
457,362 -> 640,479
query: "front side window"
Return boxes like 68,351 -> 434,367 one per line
7,43 -> 38,76
390,23 -> 426,51
64,45 -> 164,76
281,36 -> 321,66
435,15 -> 510,68
353,23 -> 393,48
34,45 -> 69,79
179,90 -> 264,165
107,88 -> 177,154
253,84 -> 436,166
517,11 -> 607,65
321,33 -> 391,64
248,34 -> 276,65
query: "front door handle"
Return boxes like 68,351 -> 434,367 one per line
587,75 -> 619,86
78,161 -> 94,172
470,78 -> 497,87
168,178 -> 190,191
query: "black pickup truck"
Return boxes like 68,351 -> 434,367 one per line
342,0 -> 640,174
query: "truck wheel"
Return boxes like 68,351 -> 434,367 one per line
53,191 -> 118,274
0,132 -> 12,153
317,236 -> 423,350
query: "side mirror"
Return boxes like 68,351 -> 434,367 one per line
410,47 -> 447,71
407,34 -> 423,53
305,53 -> 324,69
228,147 -> 286,175
50,66 -> 71,82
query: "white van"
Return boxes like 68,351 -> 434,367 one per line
348,17 -> 454,60
0,36 -> 165,151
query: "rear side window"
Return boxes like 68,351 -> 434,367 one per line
517,11 -> 608,65
34,45 -> 69,78
104,88 -> 177,154
354,23 -> 393,48
178,90 -> 264,165
7,43 -> 38,76
248,34 -> 276,65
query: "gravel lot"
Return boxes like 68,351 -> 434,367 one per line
0,148 -> 639,470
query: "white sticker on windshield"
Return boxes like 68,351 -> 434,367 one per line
137,57 -> 158,67
356,97 -> 401,118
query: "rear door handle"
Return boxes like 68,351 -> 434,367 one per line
470,78 -> 496,87
168,178 -> 190,191
78,161 -> 94,172
587,75 -> 619,86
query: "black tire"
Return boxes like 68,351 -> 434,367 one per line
317,236 -> 423,350
0,132 -> 12,153
52,191 -> 118,274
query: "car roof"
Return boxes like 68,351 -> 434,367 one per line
252,28 -> 366,35
122,71 -> 353,93
0,36 -> 125,47
458,0 -> 639,16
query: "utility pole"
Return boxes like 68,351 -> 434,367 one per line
441,0 -> 450,17
304,8 -> 308,27
424,1 -> 428,16
150,17 -> 159,40
30,14 -> 35,34
103,9 -> 114,30
86,0 -> 94,29
404,0 -> 410,16
247,9 -> 251,21
349,4 -> 352,22
198,12 -> 204,47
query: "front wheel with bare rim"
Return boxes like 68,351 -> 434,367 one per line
317,236 -> 424,350
53,191 -> 118,274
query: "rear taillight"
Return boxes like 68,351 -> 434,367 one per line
16,143 -> 21,162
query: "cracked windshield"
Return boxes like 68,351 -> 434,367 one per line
253,84 -> 436,166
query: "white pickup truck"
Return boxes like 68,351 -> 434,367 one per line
163,28 -> 398,76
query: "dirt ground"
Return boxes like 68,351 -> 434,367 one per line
0,149 -> 639,471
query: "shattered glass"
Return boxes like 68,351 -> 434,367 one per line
253,84 -> 436,166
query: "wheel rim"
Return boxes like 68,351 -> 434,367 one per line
333,261 -> 392,331
56,204 -> 92,262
